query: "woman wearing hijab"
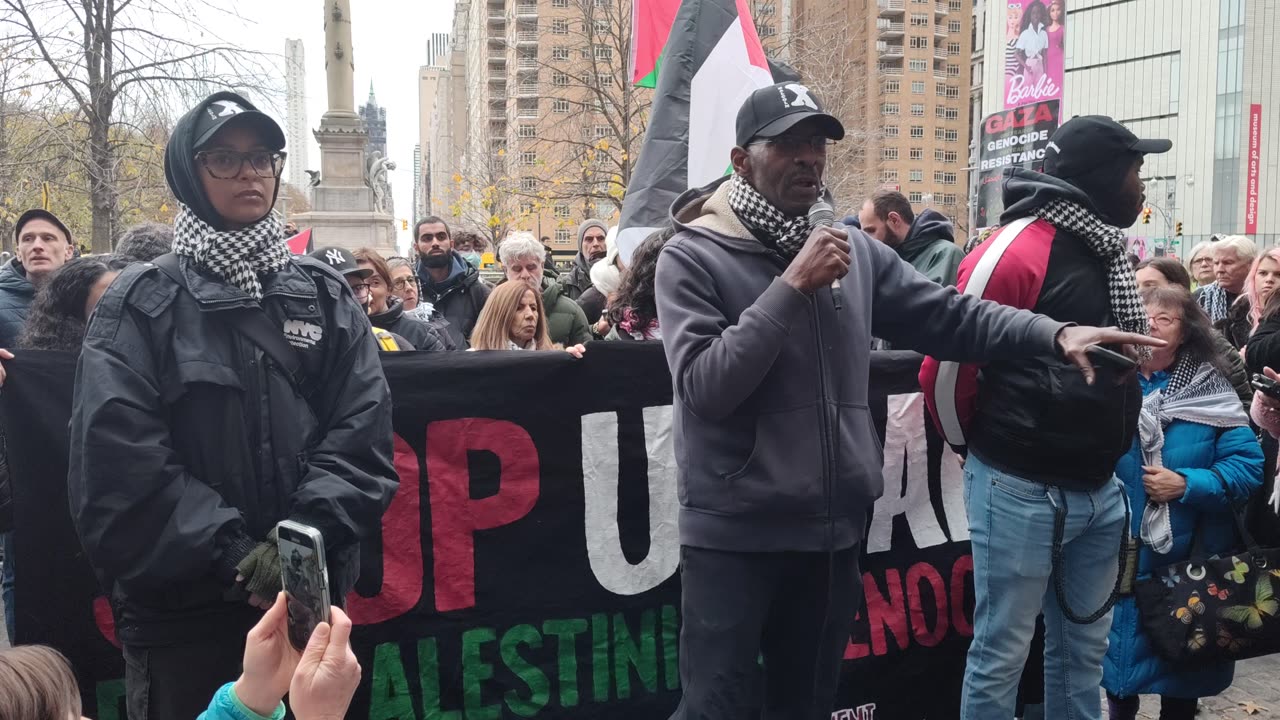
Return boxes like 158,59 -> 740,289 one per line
66,92 -> 398,720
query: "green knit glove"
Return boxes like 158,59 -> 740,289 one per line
235,528 -> 282,598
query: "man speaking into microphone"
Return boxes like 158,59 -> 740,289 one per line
654,82 -> 1162,718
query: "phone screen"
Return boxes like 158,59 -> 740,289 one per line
278,526 -> 330,651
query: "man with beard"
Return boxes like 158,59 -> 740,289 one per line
858,189 -> 964,286
920,115 -> 1172,720
559,219 -> 608,300
414,216 -> 491,347
656,84 -> 1159,719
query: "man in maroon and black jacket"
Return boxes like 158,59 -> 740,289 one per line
920,116 -> 1171,720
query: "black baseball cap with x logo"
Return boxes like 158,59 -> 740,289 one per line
193,97 -> 286,150
735,82 -> 846,148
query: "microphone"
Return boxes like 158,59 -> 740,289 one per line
807,200 -> 843,311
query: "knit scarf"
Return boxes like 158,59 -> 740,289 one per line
171,205 -> 291,300
1032,198 -> 1149,358
1198,282 -> 1230,324
1137,358 -> 1250,553
726,174 -> 814,260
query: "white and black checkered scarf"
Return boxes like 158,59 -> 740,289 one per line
1033,198 -> 1149,355
726,174 -> 813,260
171,204 -> 291,300
1197,282 -> 1230,324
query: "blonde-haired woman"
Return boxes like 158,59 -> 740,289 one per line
470,280 -> 586,357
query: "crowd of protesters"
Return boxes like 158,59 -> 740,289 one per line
0,84 -> 1279,720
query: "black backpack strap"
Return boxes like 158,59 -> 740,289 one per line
150,253 -> 310,397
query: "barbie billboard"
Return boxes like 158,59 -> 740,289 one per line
1004,0 -> 1065,109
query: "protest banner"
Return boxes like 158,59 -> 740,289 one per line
8,344 -> 975,719
974,100 -> 1061,232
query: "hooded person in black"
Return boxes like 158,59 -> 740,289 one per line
558,219 -> 608,300
68,91 -> 398,720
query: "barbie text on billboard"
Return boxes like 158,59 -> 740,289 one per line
1004,0 -> 1065,109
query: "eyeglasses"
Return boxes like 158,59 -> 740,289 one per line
392,277 -> 420,291
350,282 -> 371,299
195,150 -> 287,179
1148,315 -> 1181,328
748,136 -> 834,152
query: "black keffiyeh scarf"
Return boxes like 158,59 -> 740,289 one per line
727,174 -> 813,260
1198,282 -> 1230,324
1033,198 -> 1150,357
171,205 -> 291,300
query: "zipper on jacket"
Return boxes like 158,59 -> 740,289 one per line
811,296 -> 836,527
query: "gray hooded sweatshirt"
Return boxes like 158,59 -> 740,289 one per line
655,177 -> 1066,552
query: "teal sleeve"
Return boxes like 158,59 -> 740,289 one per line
197,682 -> 286,720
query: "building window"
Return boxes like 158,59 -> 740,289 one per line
594,125 -> 610,138
910,103 -> 925,116
551,19 -> 569,34
909,147 -> 923,160
908,59 -> 927,72
911,80 -> 925,94
552,46 -> 570,61
947,42 -> 961,56
910,36 -> 929,50
883,147 -> 899,160
555,229 -> 571,243
948,0 -> 962,11
910,13 -> 929,26
554,205 -> 571,218
934,171 -> 958,184
909,191 -> 924,203
909,169 -> 924,182
910,125 -> 924,138
553,72 -> 570,86
594,20 -> 610,33
947,63 -> 961,77
941,193 -> 957,205
518,125 -> 536,138
552,0 -> 568,5
521,177 -> 537,191
552,98 -> 570,113
881,169 -> 899,183
943,150 -> 958,163
520,151 -> 537,166
520,203 -> 536,215
948,20 -> 961,33
944,128 -> 958,142
881,102 -> 900,115
883,124 -> 899,138
760,24 -> 777,37
594,45 -> 612,61
884,80 -> 900,93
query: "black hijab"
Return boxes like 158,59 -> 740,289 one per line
164,91 -> 285,231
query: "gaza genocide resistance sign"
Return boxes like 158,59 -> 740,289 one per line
9,344 -> 976,719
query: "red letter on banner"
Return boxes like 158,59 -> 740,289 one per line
428,418 -> 540,612
864,569 -> 909,655
347,433 -> 423,624
905,562 -> 949,647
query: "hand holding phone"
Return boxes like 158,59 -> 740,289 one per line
277,520 -> 331,651
1252,373 -> 1280,400
1085,344 -> 1138,372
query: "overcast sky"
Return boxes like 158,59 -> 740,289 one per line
235,0 -> 455,248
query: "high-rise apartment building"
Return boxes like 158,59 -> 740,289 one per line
975,0 -> 1279,250
428,32 -> 451,68
283,39 -> 309,194
773,0 -> 973,229
419,65 -> 444,221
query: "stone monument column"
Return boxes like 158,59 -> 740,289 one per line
289,0 -> 396,253
323,0 -> 356,118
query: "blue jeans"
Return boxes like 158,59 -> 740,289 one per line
960,453 -> 1129,720
1,530 -> 13,642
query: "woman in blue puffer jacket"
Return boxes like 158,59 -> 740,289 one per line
1104,286 -> 1264,720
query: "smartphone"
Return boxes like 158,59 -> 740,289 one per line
1085,344 -> 1137,371
1252,373 -> 1280,400
277,520 -> 331,651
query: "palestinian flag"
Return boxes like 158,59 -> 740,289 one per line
630,0 -> 682,88
617,0 -> 774,264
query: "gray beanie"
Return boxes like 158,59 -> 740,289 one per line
576,219 -> 607,250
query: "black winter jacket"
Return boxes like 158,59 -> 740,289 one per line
369,298 -> 448,351
68,255 -> 398,646
0,260 -> 34,533
416,252 -> 492,347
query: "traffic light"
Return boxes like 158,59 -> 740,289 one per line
1175,221 -> 1183,236
401,219 -> 408,231
1142,208 -> 1152,224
